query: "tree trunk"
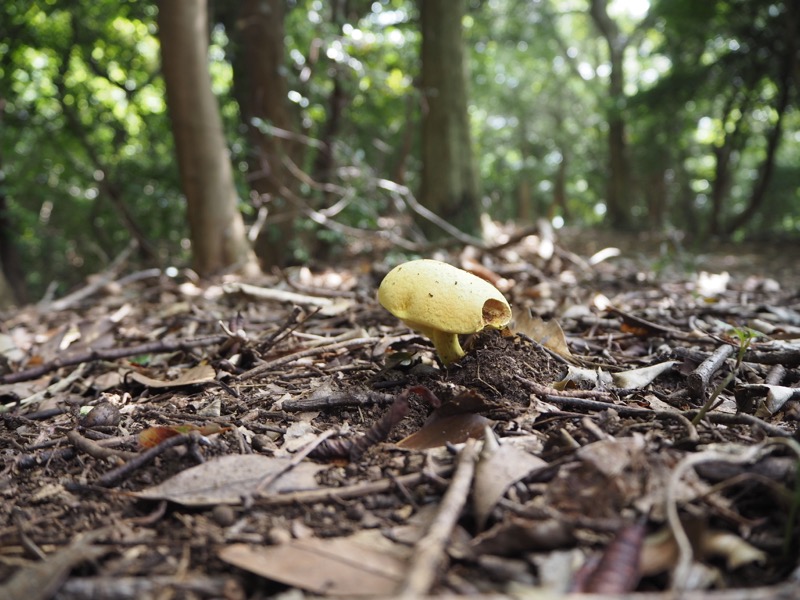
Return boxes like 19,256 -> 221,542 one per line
158,0 -> 259,276
218,0 -> 302,267
0,99 -> 26,306
419,0 -> 480,239
590,0 -> 631,230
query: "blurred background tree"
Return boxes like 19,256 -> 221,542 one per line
0,0 -> 797,307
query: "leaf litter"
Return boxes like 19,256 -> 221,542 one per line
1,229 -> 800,598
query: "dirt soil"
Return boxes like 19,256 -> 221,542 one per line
1,230 -> 799,599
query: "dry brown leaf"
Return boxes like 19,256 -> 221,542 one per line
473,431 -> 547,529
0,536 -> 108,600
127,362 -> 216,389
133,454 -> 323,506
396,390 -> 494,449
219,533 -> 409,596
512,309 -> 574,361
470,517 -> 575,556
396,413 -> 491,449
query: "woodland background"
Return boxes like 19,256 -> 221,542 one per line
0,0 -> 798,307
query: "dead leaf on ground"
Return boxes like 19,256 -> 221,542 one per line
611,361 -> 677,388
133,454 -> 324,506
396,391 -> 495,450
512,309 -> 574,361
473,428 -> 548,529
469,517 -> 575,556
219,531 -> 410,596
0,536 -> 109,600
127,362 -> 216,389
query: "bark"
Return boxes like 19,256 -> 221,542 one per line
0,99 -> 27,306
708,91 -> 752,236
419,0 -> 480,239
590,0 -> 631,230
158,0 -> 259,276
218,0 -> 302,267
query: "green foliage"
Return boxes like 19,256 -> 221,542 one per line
1,0 -> 186,296
2,0 -> 799,299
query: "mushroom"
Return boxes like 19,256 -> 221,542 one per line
377,259 -> 512,366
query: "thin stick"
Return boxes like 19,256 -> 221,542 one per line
396,440 -> 479,597
255,429 -> 335,493
238,336 -> 378,381
66,430 -> 138,462
687,344 -> 734,398
1,335 -> 227,385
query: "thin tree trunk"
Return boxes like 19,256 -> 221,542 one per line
419,0 -> 480,239
158,0 -> 259,276
218,0 -> 302,267
590,0 -> 631,230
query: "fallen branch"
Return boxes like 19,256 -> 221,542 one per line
396,439 -> 479,597
0,335 -> 227,385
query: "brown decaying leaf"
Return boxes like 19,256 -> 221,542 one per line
396,413 -> 491,450
138,423 -> 229,448
0,537 -> 109,600
133,454 -> 324,506
127,362 -> 216,389
219,533 -> 410,596
473,430 -> 548,529
469,517 -> 575,556
397,389 -> 495,450
511,309 -> 574,360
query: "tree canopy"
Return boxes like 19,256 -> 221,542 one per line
1,0 -> 798,302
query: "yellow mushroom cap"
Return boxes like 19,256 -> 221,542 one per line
377,259 -> 512,334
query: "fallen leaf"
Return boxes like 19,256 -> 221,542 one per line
219,533 -> 409,596
138,423 -> 230,448
397,390 -> 494,450
470,517 -> 575,556
133,454 -> 323,506
554,365 -> 613,390
396,413 -> 491,450
128,362 -> 216,389
473,429 -> 547,529
512,310 -> 574,361
611,361 -> 677,389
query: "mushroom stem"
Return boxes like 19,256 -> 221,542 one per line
424,328 -> 465,366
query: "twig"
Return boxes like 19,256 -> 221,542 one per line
515,375 -> 787,437
255,429 -> 335,493
255,464 -> 455,506
39,240 -> 138,313
396,439 -> 480,598
1,335 -> 227,385
687,344 -> 734,398
238,336 -> 378,381
66,430 -> 138,462
96,432 -> 208,488
222,281 -> 338,307
376,178 -> 485,248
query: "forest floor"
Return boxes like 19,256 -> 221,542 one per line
1,227 -> 799,600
